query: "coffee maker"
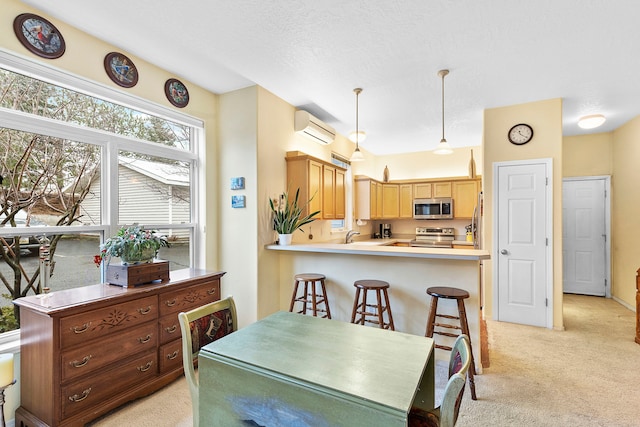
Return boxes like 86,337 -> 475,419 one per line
380,223 -> 392,238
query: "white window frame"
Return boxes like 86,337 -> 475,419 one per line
0,49 -> 207,343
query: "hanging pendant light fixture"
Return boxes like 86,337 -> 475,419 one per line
350,88 -> 365,162
433,69 -> 453,155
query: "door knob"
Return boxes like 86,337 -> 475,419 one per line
500,249 -> 508,255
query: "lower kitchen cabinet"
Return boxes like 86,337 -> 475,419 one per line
14,269 -> 224,427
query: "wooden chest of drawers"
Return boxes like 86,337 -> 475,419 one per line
14,269 -> 224,427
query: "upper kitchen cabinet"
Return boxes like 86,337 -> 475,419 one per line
381,184 -> 399,219
433,181 -> 452,198
286,152 -> 346,220
399,184 -> 413,218
413,182 -> 431,199
452,179 -> 481,218
355,177 -> 380,220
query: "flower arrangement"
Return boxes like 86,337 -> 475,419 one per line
95,224 -> 169,266
269,188 -> 320,235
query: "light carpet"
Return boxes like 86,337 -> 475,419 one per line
89,294 -> 639,426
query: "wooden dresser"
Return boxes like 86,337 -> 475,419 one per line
14,268 -> 225,427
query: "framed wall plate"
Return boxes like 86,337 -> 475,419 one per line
104,52 -> 139,88
164,78 -> 189,108
13,13 -> 66,59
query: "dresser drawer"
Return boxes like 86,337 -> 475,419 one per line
159,339 -> 183,373
62,351 -> 157,419
159,313 -> 181,345
159,280 -> 219,317
60,295 -> 158,348
61,321 -> 158,382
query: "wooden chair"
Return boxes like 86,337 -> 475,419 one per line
409,334 -> 471,427
178,296 -> 237,427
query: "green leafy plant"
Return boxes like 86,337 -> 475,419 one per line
269,188 -> 320,235
96,224 -> 169,265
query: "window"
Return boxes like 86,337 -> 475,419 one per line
331,153 -> 352,231
0,51 -> 204,331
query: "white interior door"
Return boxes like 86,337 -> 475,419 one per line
495,160 -> 550,327
562,178 -> 608,296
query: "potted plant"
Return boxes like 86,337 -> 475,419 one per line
96,224 -> 169,265
269,188 -> 320,245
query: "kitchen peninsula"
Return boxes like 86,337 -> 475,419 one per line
266,240 -> 489,366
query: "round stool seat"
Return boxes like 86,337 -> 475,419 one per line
354,279 -> 390,290
295,273 -> 326,281
426,286 -> 469,300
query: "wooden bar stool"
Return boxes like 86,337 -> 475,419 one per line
424,286 -> 478,400
350,280 -> 395,330
289,273 -> 331,318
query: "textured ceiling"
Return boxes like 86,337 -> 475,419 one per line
21,0 -> 640,155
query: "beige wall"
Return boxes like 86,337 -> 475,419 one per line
611,116 -> 640,306
483,98 -> 564,329
563,132 -> 613,177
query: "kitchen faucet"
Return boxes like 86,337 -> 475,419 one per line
345,230 -> 360,244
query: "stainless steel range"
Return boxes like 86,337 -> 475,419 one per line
410,227 -> 455,248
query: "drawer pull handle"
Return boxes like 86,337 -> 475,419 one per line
165,325 -> 177,334
69,388 -> 92,402
137,361 -> 153,372
167,350 -> 179,360
138,306 -> 152,315
71,323 -> 91,334
138,334 -> 152,344
207,288 -> 217,295
70,355 -> 92,368
165,299 -> 177,307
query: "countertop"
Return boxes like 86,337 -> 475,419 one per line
265,238 -> 489,261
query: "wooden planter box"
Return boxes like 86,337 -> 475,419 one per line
107,260 -> 170,287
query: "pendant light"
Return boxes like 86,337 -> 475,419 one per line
433,69 -> 453,155
350,88 -> 365,162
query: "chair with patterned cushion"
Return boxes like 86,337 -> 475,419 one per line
409,334 -> 471,427
178,295 -> 237,427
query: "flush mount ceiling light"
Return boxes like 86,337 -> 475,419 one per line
350,88 -> 365,162
578,114 -> 606,129
433,69 -> 453,155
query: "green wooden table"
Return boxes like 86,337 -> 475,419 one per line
199,311 -> 435,426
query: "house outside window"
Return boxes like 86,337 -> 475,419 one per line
0,52 -> 204,332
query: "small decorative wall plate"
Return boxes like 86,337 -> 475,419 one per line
104,52 -> 139,88
164,78 -> 189,108
13,13 -> 66,59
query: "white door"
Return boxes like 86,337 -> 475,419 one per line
495,161 -> 550,327
562,178 -> 607,296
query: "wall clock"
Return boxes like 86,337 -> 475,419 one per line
508,123 -> 533,145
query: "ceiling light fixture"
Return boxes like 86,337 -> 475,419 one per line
433,69 -> 453,155
578,114 -> 606,129
350,88 -> 365,162
348,130 -> 367,143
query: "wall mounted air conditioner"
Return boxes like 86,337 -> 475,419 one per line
294,110 -> 336,145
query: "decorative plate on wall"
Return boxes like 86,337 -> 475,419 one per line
104,52 -> 139,88
13,13 -> 66,59
164,78 -> 189,108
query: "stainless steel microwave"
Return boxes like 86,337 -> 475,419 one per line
413,198 -> 453,219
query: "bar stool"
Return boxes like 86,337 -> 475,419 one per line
289,273 -> 331,318
350,280 -> 395,330
424,286 -> 478,400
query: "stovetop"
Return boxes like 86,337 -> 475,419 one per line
411,227 -> 455,247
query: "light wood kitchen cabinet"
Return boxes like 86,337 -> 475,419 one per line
286,151 -> 346,220
381,184 -> 399,218
399,184 -> 413,218
14,269 -> 224,427
433,181 -> 452,198
453,179 -> 480,218
355,177 -> 381,220
413,182 -> 432,199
